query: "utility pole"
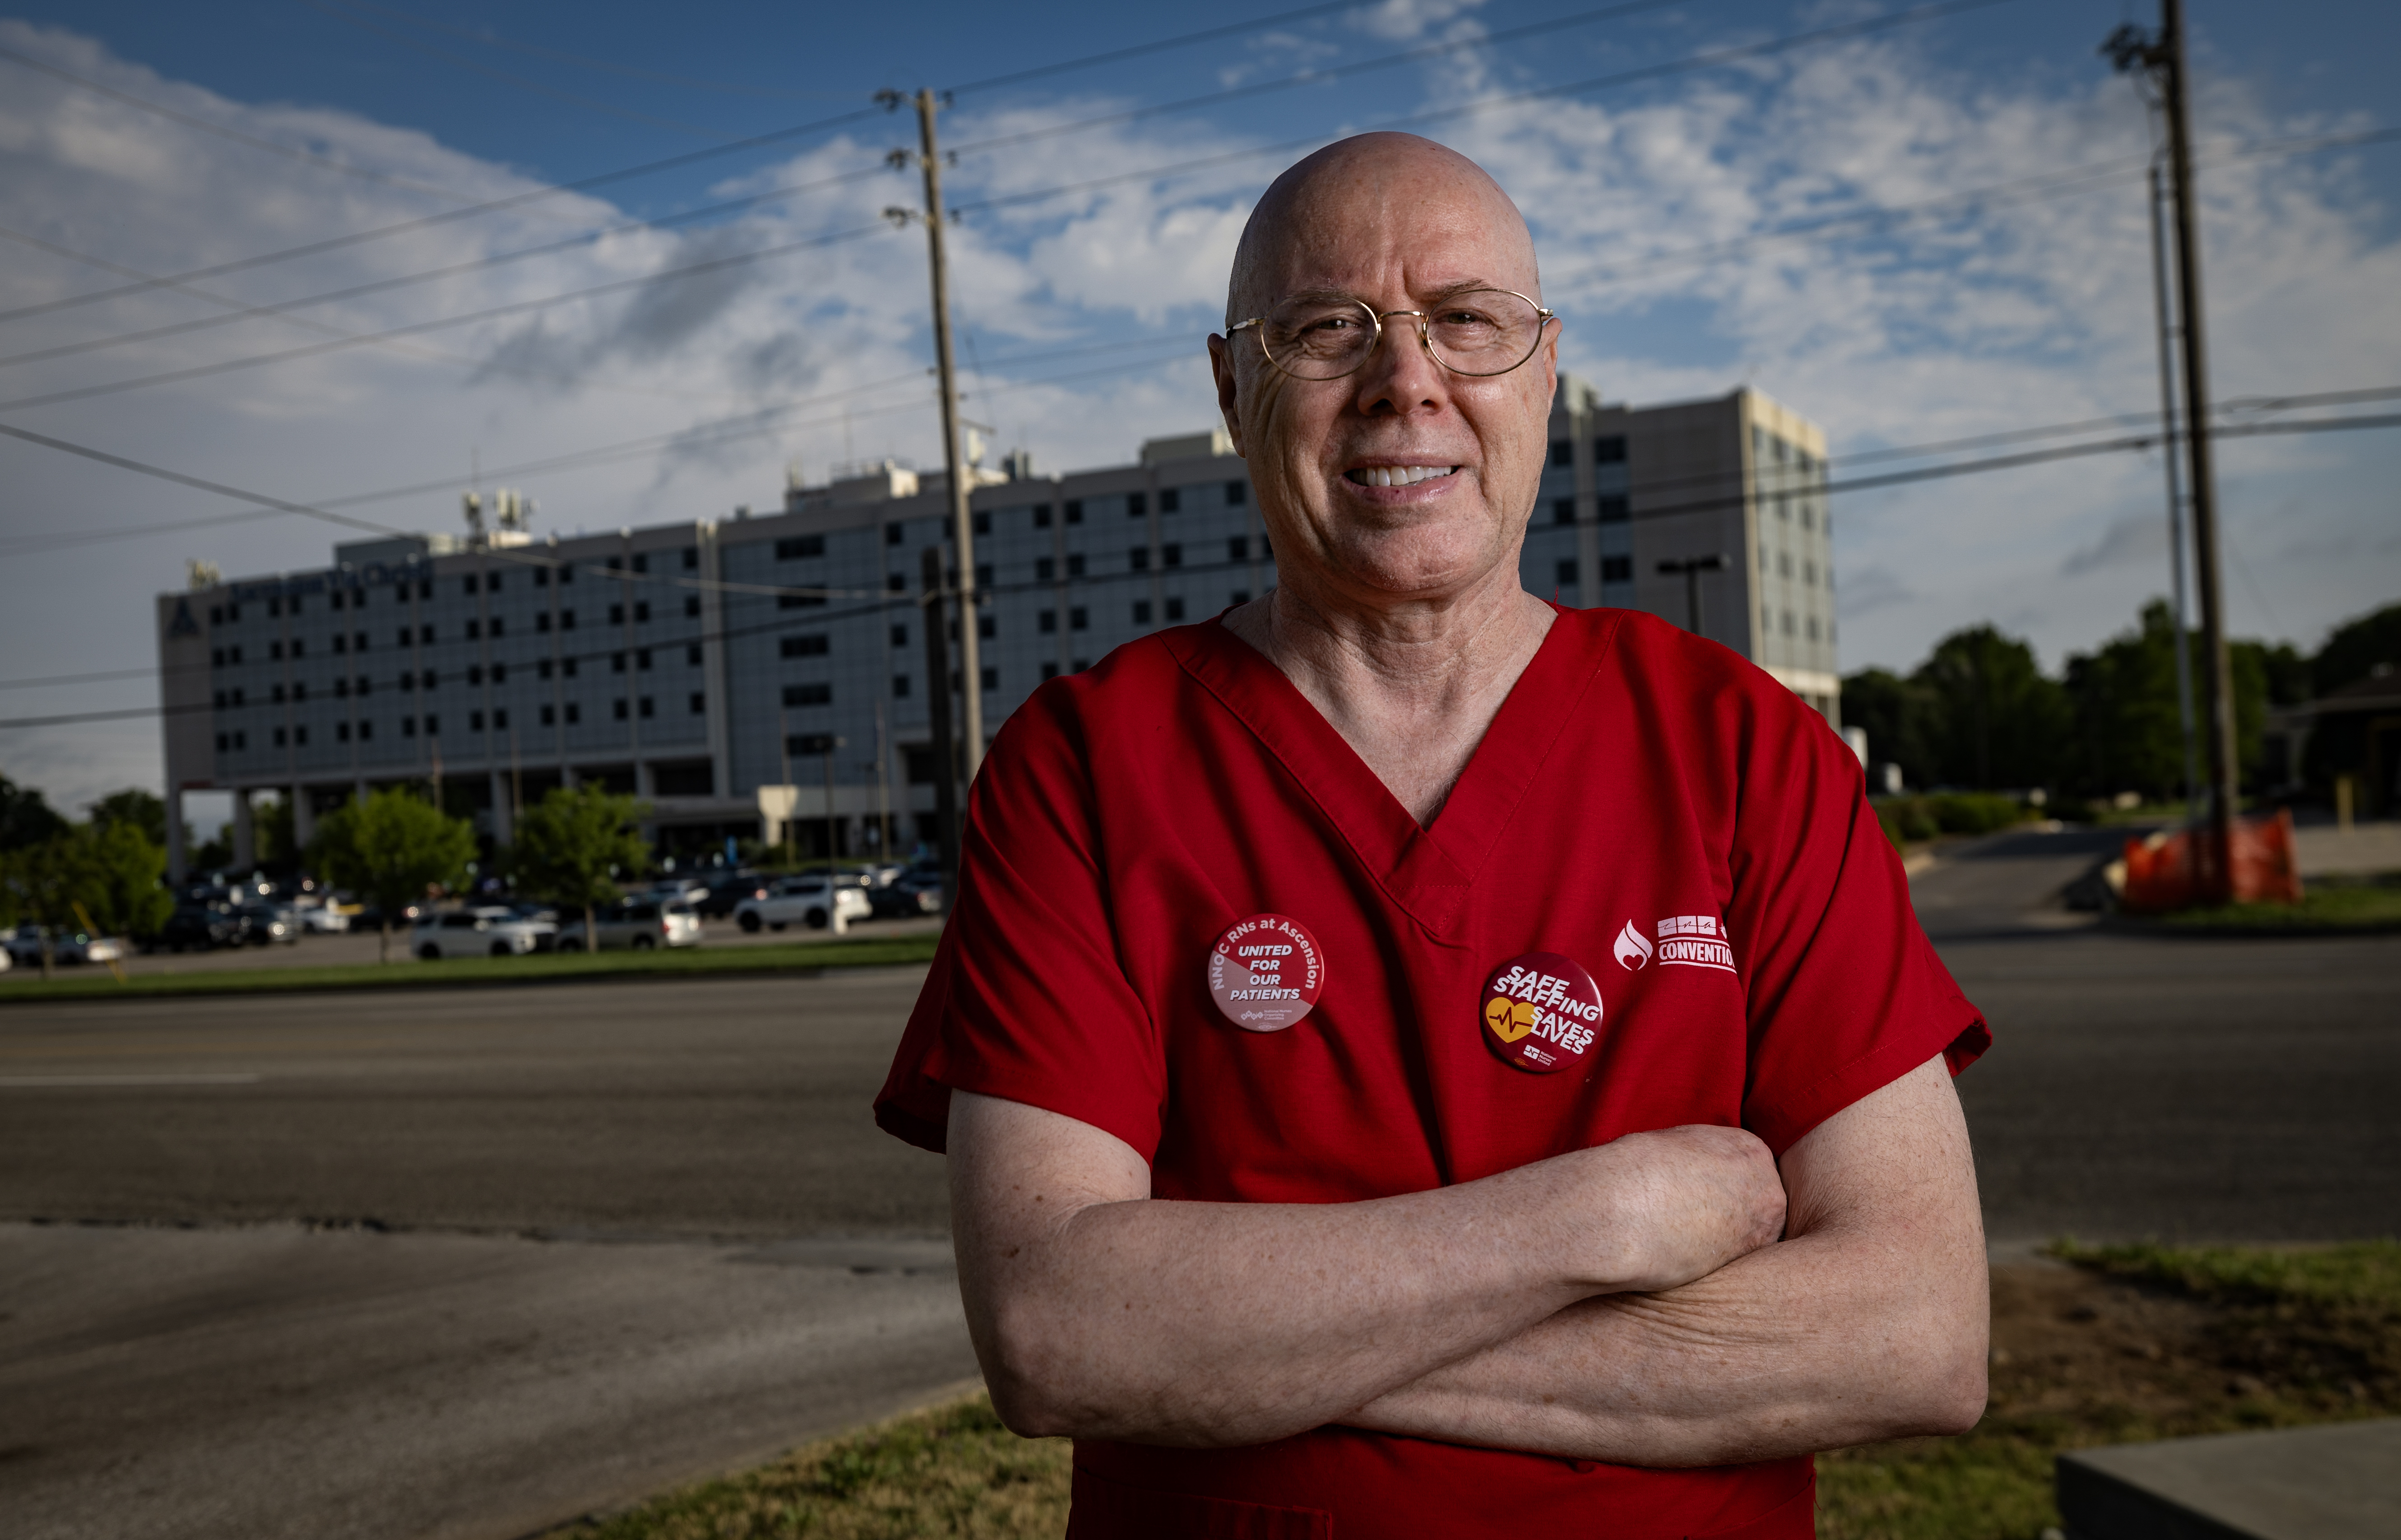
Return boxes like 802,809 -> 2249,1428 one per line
2144,158 -> 2202,810
920,547 -> 961,884
2109,0 -> 2238,900
883,89 -> 985,788
821,736 -> 846,874
1657,554 -> 1726,639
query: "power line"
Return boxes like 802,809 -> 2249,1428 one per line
946,0 -> 1367,96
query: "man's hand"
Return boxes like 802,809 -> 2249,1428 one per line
948,1094 -> 1785,1448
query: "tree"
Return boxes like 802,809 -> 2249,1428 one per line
2,832 -> 95,978
1910,625 -> 2070,791
2311,601 -> 2401,697
1839,667 -> 1941,791
2063,600 -> 2277,800
0,774 -> 69,853
88,788 -> 169,849
510,784 -> 652,953
75,818 -> 174,942
309,787 -> 476,962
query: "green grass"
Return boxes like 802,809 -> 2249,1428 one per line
544,1243 -> 2401,1540
2163,872 -> 2401,933
0,934 -> 940,1003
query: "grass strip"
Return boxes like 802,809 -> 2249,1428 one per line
542,1243 -> 2401,1540
0,935 -> 939,1004
2161,872 -> 2401,933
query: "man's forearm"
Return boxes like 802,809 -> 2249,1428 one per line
949,1091 -> 1784,1448
1348,1056 -> 1990,1465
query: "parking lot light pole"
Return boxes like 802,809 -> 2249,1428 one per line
1657,553 -> 1727,638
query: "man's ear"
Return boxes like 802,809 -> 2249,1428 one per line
1207,335 -> 1247,458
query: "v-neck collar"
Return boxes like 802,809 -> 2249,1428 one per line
1164,606 -> 1622,939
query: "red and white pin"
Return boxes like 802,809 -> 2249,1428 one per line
1478,951 -> 1603,1073
1207,914 -> 1324,1032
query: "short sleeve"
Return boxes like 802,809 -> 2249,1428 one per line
1723,683 -> 1989,1155
872,681 -> 1170,1160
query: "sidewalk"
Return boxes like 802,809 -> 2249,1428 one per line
2290,816 -> 2401,878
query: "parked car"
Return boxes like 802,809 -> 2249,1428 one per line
294,896 -> 352,933
699,873 -> 768,919
411,906 -> 558,960
237,903 -> 301,945
6,924 -> 126,965
156,904 -> 246,952
868,878 -> 943,918
557,897 -> 701,951
644,877 -> 710,907
732,875 -> 871,932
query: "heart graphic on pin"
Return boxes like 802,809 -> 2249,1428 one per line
1478,951 -> 1603,1073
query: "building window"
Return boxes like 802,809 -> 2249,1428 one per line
634,601 -> 650,624
1778,551 -> 1793,578
1227,536 -> 1248,561
1126,492 -> 1147,519
268,598 -> 283,618
214,689 -> 227,708
1594,436 -> 1627,464
425,714 -> 440,736
273,727 -> 287,747
1036,556 -> 1056,581
562,657 -> 577,677
689,691 -> 706,715
465,619 -> 480,640
215,732 -> 227,751
636,649 -> 653,671
227,603 -> 242,622
1229,589 -> 1248,606
270,640 -> 284,661
1805,616 -> 1820,641
331,680 -> 346,700
463,575 -> 478,596
1602,555 -> 1633,583
1162,543 -> 1182,568
612,652 -> 627,673
541,704 -> 556,726
1070,607 -> 1089,631
1782,610 -> 1796,636
333,634 -> 347,654
893,673 -> 911,698
609,603 -> 625,626
789,732 -> 837,756
272,684 -> 287,704
1225,480 -> 1246,506
775,535 -> 826,560
1553,498 -> 1575,526
686,644 -> 702,665
972,510 -> 991,536
337,722 -> 350,742
538,658 -> 553,680
683,595 -> 700,618
535,567 -> 550,587
470,710 -> 486,731
561,609 -> 576,630
1066,553 -> 1086,577
777,592 -> 827,609
489,617 -> 504,637
1129,547 -> 1150,571
633,553 -> 649,574
354,631 -> 368,651
978,612 -> 997,640
565,703 -> 579,724
1064,499 -> 1084,524
212,648 -> 224,667
291,638 -> 305,657
886,521 -> 906,546
638,696 -> 654,718
538,612 -> 552,633
1555,558 -> 1579,586
783,682 -> 833,706
979,666 -> 998,691
1041,661 -> 1059,681
1033,504 -> 1052,528
1039,610 -> 1057,633
886,573 -> 906,593
1551,440 -> 1572,467
558,565 -> 574,584
232,687 -> 246,705
235,730 -> 247,749
493,709 -> 508,730
888,624 -> 908,649
468,665 -> 484,686
681,546 -> 697,571
613,699 -> 629,720
420,625 -> 435,644
1132,599 -> 1153,625
1160,487 -> 1181,514
357,720 -> 371,741
1598,496 -> 1629,524
292,682 -> 308,701
1164,596 -> 1186,621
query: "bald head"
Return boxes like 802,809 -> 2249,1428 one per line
1227,134 -> 1539,327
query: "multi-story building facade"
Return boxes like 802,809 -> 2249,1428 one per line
155,379 -> 1834,881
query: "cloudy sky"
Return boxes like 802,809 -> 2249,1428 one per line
1,0 -> 2396,819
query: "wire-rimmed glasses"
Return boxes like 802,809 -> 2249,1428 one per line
1228,288 -> 1556,380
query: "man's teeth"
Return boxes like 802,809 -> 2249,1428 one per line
1351,465 -> 1458,487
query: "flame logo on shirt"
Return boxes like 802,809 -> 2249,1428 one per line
1613,920 -> 1655,971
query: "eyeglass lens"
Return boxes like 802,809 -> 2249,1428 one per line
1260,290 -> 1545,379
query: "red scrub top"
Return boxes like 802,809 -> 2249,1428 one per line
877,606 -> 1988,1540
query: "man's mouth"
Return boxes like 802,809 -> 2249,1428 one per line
1345,465 -> 1460,487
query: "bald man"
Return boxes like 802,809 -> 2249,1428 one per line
876,133 -> 1990,1537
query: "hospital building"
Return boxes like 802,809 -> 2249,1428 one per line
154,379 -> 1836,881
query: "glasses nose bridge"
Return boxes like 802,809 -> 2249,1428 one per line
1363,305 -> 1437,366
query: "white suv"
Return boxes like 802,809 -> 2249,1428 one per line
732,875 -> 872,933
413,906 -> 558,960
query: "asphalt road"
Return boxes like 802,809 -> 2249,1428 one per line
3,833 -> 2396,1539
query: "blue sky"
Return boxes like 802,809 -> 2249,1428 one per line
1,0 -> 2396,814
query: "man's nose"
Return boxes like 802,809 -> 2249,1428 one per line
1349,313 -> 1450,416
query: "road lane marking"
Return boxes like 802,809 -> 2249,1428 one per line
0,1073 -> 263,1086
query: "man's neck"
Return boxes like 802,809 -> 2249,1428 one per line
1223,566 -> 1556,828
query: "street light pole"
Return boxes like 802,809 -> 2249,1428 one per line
920,546 -> 961,883
1657,553 -> 1727,639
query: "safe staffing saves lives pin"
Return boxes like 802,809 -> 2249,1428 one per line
1479,951 -> 1603,1073
1207,914 -> 1324,1032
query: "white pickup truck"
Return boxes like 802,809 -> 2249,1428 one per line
732,875 -> 871,933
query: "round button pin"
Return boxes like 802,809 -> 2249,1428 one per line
1207,914 -> 1324,1032
1479,951 -> 1603,1073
